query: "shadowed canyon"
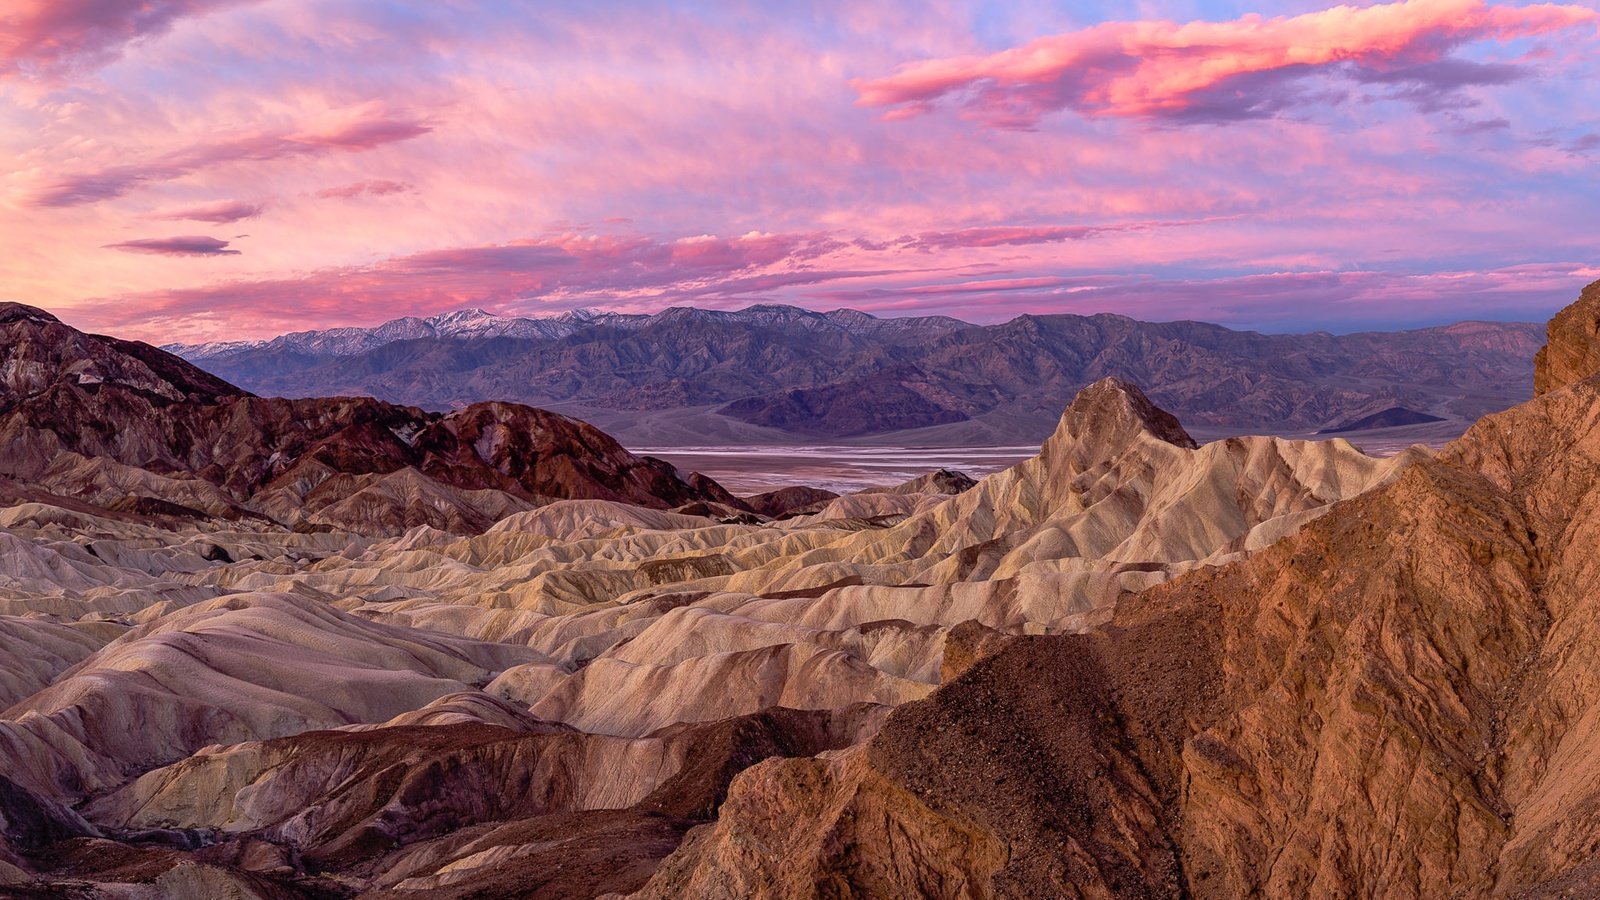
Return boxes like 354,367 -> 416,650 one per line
0,280 -> 1598,898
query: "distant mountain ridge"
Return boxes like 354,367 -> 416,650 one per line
165,303 -> 1544,444
166,304 -> 971,362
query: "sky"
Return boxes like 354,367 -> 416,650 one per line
2,0 -> 1597,343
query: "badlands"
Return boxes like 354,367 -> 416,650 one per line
0,281 -> 1597,897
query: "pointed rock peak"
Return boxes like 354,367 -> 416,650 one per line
0,302 -> 62,325
1057,377 -> 1198,450
1534,278 -> 1600,397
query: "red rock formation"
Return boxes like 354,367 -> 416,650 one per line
0,302 -> 729,534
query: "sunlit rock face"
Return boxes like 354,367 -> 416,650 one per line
1535,278 -> 1600,397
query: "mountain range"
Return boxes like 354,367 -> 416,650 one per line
166,305 -> 1544,445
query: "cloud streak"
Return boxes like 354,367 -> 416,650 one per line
30,112 -> 430,207
814,263 -> 1599,331
74,230 -> 840,334
154,200 -> 263,224
898,219 -> 1213,251
104,235 -> 242,256
855,0 -> 1598,127
315,180 -> 412,200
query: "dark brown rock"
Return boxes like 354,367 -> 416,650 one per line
0,304 -> 732,534
742,485 -> 840,518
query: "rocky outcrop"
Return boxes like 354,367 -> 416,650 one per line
741,485 -> 840,518
858,467 -> 979,496
1534,277 -> 1600,395
716,366 -> 972,436
0,302 -> 732,535
1,302 -> 242,411
1315,404 -> 1444,433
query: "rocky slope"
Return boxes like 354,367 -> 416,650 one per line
164,303 -> 1542,443
0,303 -> 729,536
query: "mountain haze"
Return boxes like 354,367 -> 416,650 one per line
166,305 -> 1543,444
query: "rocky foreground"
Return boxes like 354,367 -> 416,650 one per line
0,283 -> 1597,898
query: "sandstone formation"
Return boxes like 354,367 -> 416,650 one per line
741,485 -> 840,519
0,368 -> 1418,893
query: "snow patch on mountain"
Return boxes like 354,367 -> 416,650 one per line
164,305 -> 969,362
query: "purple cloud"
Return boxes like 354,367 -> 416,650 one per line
73,230 -> 836,332
155,200 -> 264,224
32,114 -> 430,207
899,219 -> 1209,251
0,0 -> 255,80
855,0 -> 1597,128
104,235 -> 242,256
315,179 -> 412,200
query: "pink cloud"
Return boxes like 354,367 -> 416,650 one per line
886,275 -> 1118,296
154,200 -> 263,224
815,263 -> 1598,329
5,1 -> 1595,343
71,230 -> 839,337
103,235 -> 241,256
315,179 -> 412,200
0,0 -> 253,80
855,0 -> 1599,127
30,112 -> 430,207
899,218 -> 1213,251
